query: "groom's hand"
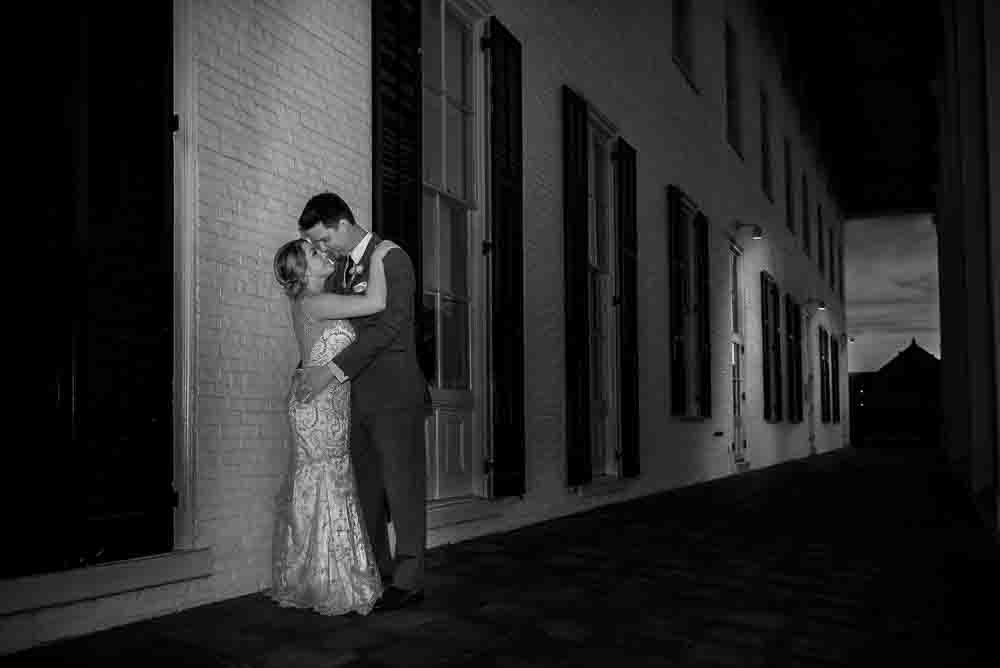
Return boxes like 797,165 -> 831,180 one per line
296,364 -> 337,403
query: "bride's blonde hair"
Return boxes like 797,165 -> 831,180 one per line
273,240 -> 309,299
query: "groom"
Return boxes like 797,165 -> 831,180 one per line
296,192 -> 428,611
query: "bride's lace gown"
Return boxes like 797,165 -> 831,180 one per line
272,311 -> 381,615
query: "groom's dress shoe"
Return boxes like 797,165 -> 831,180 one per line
373,587 -> 425,612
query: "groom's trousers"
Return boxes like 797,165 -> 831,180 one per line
349,405 -> 426,592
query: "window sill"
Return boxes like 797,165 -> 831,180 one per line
577,475 -> 631,498
673,414 -> 710,422
426,495 -> 509,530
0,548 -> 213,616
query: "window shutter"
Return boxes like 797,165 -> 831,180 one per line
819,327 -> 829,423
695,213 -> 711,418
668,185 -> 688,416
785,294 -> 803,423
831,334 -> 840,423
371,0 -> 422,310
770,281 -> 782,421
760,272 -> 773,421
794,302 -> 804,421
563,85 -> 591,486
616,138 -> 639,477
486,17 -> 525,497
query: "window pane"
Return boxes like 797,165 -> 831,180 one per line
731,251 -> 740,333
592,136 -> 609,269
444,10 -> 467,104
422,0 -> 442,90
423,92 -> 443,185
419,292 -> 437,387
446,102 -> 466,198
440,297 -> 469,389
422,192 -> 438,292
440,200 -> 468,298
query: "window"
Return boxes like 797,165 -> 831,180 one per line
817,204 -> 825,276
838,238 -> 845,297
784,139 -> 794,232
422,4 -> 474,393
413,4 -> 527,500
829,227 -> 836,291
784,295 -> 804,422
724,21 -> 742,156
669,185 -> 711,419
10,6 -> 175,579
819,326 -> 831,423
831,333 -> 841,423
731,243 -> 742,335
760,86 -> 773,200
672,0 -> 694,85
564,86 -> 640,485
801,174 -> 811,256
760,271 -> 783,421
586,112 -> 617,477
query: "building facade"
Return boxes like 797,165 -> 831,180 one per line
849,340 -> 941,448
1,0 -> 848,652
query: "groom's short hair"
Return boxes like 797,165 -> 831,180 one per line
299,192 -> 356,231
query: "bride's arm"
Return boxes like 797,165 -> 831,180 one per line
301,247 -> 390,320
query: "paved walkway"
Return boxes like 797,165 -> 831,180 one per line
10,446 -> 998,667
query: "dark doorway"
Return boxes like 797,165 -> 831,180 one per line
6,5 -> 174,578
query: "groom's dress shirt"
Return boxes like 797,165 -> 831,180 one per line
329,230 -> 374,382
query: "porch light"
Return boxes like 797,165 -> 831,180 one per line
803,298 -> 826,311
731,221 -> 764,239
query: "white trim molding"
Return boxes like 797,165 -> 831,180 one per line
0,549 -> 212,616
172,0 -> 199,550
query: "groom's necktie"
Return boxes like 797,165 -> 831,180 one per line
344,256 -> 355,289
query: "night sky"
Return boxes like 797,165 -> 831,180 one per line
845,214 -> 940,372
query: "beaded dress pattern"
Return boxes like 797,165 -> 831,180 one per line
271,307 -> 381,615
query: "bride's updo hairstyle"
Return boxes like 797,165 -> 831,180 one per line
273,239 -> 309,299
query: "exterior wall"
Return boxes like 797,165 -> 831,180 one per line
1,0 -> 848,653
987,0 -> 1000,534
422,0 -> 846,549
937,0 -> 998,534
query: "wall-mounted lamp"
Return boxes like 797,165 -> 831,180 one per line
731,221 -> 764,239
803,298 -> 826,311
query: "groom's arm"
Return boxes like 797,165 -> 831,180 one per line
331,247 -> 413,380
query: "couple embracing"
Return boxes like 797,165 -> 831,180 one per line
271,193 -> 427,616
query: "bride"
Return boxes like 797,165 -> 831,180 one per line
270,237 -> 396,616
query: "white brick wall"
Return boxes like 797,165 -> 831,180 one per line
192,0 -> 371,605
4,0 -> 849,653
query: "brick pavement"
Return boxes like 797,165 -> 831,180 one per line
9,446 -> 997,667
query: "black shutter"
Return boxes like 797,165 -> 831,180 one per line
771,281 -> 782,421
616,138 -> 639,477
760,272 -> 773,421
819,327 -> 829,423
372,0 -> 422,311
784,294 -> 793,420
486,17 -> 525,497
668,185 -> 688,416
695,213 -> 711,418
831,334 -> 840,423
794,302 -> 804,421
563,85 -> 591,486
